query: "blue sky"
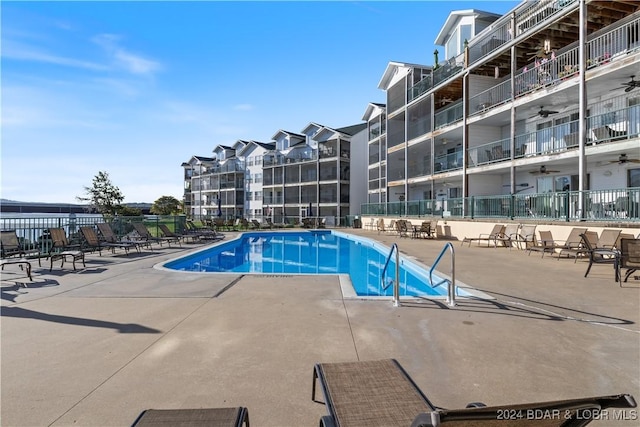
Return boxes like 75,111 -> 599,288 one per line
2,1 -> 519,204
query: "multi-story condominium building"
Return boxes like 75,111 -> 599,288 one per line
262,122 -> 366,225
238,140 -> 276,220
362,0 -> 640,221
363,103 -> 388,204
182,143 -> 246,219
182,123 -> 366,223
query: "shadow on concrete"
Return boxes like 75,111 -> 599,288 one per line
1,279 -> 60,302
402,293 -> 634,325
1,306 -> 162,333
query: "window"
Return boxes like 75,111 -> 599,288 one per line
446,27 -> 458,59
459,24 -> 472,52
254,192 -> 262,201
629,168 -> 640,187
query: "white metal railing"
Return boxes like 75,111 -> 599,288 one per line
381,243 -> 400,307
429,242 -> 456,307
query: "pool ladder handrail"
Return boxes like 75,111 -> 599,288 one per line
381,243 -> 400,307
429,242 -> 456,307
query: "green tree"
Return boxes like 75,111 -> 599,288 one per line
115,205 -> 142,216
77,171 -> 124,215
151,195 -> 181,215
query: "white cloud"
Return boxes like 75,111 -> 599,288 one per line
233,104 -> 254,111
92,33 -> 161,76
1,39 -> 107,71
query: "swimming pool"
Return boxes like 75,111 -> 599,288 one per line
162,230 -> 471,298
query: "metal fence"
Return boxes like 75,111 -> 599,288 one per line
0,214 -> 188,254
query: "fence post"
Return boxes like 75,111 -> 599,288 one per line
470,196 -> 475,219
565,190 -> 570,222
510,195 -> 515,220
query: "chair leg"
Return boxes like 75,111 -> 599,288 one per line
584,256 -> 594,278
311,367 -> 319,403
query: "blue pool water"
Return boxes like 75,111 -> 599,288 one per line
163,230 -> 467,298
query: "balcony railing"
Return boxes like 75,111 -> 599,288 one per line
434,101 -> 463,130
361,187 -> 640,222
434,151 -> 463,173
263,196 -> 283,204
587,18 -> 640,69
467,102 -> 639,168
408,75 -> 432,102
422,10 -> 637,116
469,79 -> 511,117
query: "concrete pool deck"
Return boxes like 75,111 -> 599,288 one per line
1,228 -> 638,426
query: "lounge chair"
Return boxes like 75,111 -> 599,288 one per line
213,218 -> 226,231
156,224 -> 185,247
376,218 -> 386,234
594,228 -> 622,249
416,221 -> 433,239
527,230 -> 559,258
429,219 -> 439,239
251,219 -> 270,230
312,359 -> 435,427
1,229 -> 42,265
80,226 -> 139,255
395,219 -> 409,238
494,224 -> 520,249
132,407 -> 249,427
580,233 -> 619,279
364,218 -> 375,230
558,230 -> 598,262
312,359 -> 636,427
186,220 -> 215,233
48,227 -> 85,271
461,224 -> 504,247
554,227 -> 588,259
617,238 -> 640,284
385,220 -> 396,235
411,394 -> 636,427
96,222 -> 149,251
132,223 -> 179,247
512,224 -> 537,250
0,230 -> 38,281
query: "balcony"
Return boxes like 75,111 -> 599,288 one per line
408,75 -> 432,102
434,101 -> 463,130
467,16 -> 640,116
434,151 -> 463,174
468,102 -> 639,167
263,196 -> 283,205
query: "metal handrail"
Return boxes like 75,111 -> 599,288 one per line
429,242 -> 456,307
381,243 -> 400,307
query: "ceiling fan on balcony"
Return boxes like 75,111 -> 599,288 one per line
532,106 -> 559,118
526,39 -> 553,60
529,165 -> 560,175
620,76 -> 640,92
609,153 -> 640,164
438,96 -> 454,106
